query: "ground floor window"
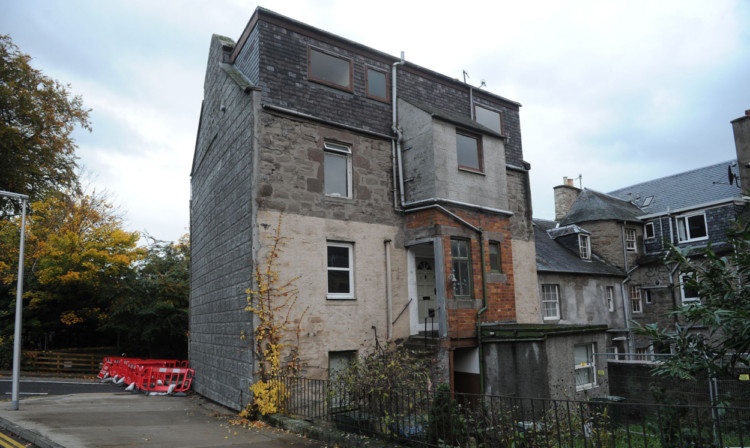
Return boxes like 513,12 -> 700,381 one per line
327,242 -> 354,299
451,239 -> 472,298
574,343 -> 596,390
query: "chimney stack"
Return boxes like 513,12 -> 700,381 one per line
732,110 -> 750,192
553,177 -> 582,221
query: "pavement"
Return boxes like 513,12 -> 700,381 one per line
0,390 -> 326,448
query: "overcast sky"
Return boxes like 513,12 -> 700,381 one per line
3,0 -> 749,243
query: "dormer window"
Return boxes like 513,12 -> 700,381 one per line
474,105 -> 503,134
676,212 -> 708,243
578,234 -> 591,260
308,47 -> 352,92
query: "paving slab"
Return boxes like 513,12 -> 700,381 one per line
0,392 -> 325,448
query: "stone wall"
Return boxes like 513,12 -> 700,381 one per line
536,272 -> 626,329
190,35 -> 258,411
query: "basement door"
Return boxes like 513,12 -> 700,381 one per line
416,258 -> 437,332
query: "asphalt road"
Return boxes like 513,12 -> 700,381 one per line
0,378 -> 123,398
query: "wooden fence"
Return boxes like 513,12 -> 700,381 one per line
23,350 -> 103,374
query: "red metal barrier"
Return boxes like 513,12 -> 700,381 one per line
135,366 -> 194,394
99,357 -> 191,394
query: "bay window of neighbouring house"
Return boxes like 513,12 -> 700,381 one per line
644,222 -> 655,240
456,131 -> 483,172
625,228 -> 637,252
630,285 -> 642,313
541,284 -> 560,320
451,239 -> 472,298
574,343 -> 596,390
324,141 -> 352,198
474,104 -> 503,134
327,242 -> 354,299
676,212 -> 708,243
308,47 -> 352,91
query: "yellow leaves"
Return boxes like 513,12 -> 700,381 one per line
60,310 -> 84,326
249,380 -> 289,416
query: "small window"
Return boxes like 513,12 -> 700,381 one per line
644,222 -> 655,240
680,272 -> 700,304
541,284 -> 560,320
366,67 -> 388,102
327,242 -> 354,299
488,241 -> 501,272
456,131 -> 483,172
625,228 -> 637,252
451,239 -> 472,298
574,343 -> 596,390
324,141 -> 352,198
308,47 -> 352,91
474,105 -> 503,134
605,346 -> 619,360
329,350 -> 356,375
606,286 -> 615,312
578,234 -> 591,260
630,285 -> 642,313
644,289 -> 652,304
676,213 -> 708,243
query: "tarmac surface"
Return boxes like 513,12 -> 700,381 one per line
0,390 -> 327,448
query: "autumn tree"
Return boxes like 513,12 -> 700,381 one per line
0,190 -> 142,349
106,235 -> 190,358
0,34 -> 90,215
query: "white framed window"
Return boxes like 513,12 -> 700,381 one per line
578,234 -> 591,260
473,104 -> 503,134
625,228 -> 637,252
644,222 -> 655,240
679,272 -> 700,304
574,343 -> 596,390
541,284 -> 560,320
308,47 -> 352,91
676,212 -> 708,243
605,346 -> 618,360
644,289 -> 652,304
635,346 -> 655,362
606,286 -> 615,312
327,242 -> 354,299
630,285 -> 642,313
451,239 -> 472,298
324,141 -> 352,198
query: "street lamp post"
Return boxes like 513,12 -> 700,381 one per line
0,190 -> 29,410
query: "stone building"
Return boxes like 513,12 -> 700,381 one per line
546,110 -> 749,358
190,7 -> 537,410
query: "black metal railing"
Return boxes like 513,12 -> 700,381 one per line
268,376 -> 750,447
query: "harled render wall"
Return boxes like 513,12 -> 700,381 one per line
256,209 -> 408,379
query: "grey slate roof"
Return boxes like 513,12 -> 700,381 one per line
608,160 -> 741,215
534,219 -> 626,277
559,189 -> 643,226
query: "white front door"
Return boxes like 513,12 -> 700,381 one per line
416,258 -> 437,331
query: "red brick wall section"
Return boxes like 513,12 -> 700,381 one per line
406,208 -> 517,340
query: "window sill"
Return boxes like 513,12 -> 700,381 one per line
457,167 -> 485,175
325,194 -> 353,202
677,237 -> 709,244
576,384 -> 597,392
327,296 -> 357,302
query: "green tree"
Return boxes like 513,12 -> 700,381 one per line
106,235 -> 190,358
633,216 -> 750,380
0,34 -> 90,215
0,190 -> 142,348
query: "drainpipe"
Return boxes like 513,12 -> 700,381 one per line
385,239 -> 393,341
668,264 -> 680,328
469,86 -> 475,120
477,230 -> 488,395
392,52 -> 406,209
621,265 -> 638,355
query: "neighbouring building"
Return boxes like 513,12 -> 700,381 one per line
190,7 -> 538,411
